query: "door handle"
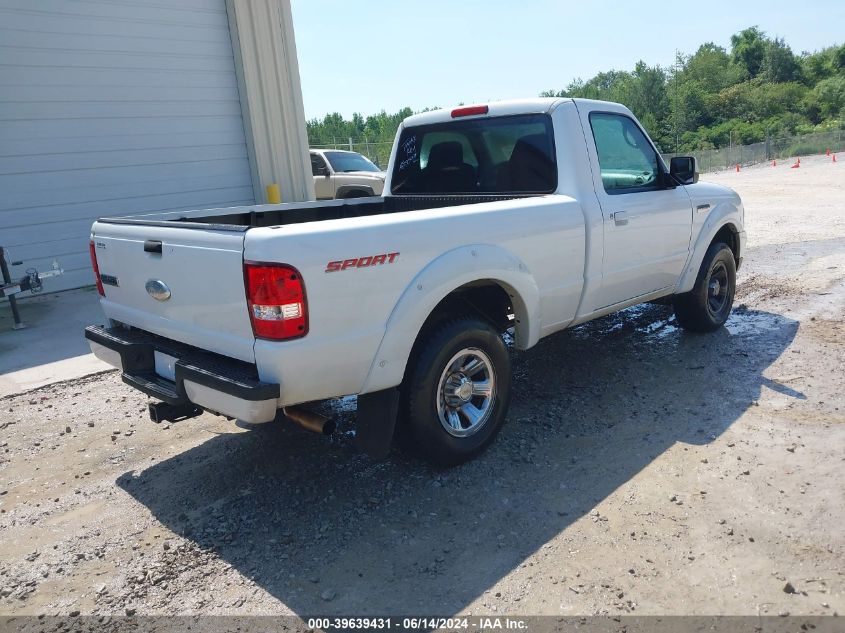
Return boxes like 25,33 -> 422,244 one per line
610,211 -> 629,226
143,240 -> 163,254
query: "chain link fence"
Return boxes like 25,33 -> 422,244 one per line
663,129 -> 844,173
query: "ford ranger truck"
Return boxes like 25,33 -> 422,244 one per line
85,98 -> 746,465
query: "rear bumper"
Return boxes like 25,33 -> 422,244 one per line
84,325 -> 280,423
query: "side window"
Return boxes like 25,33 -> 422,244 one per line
590,113 -> 660,192
310,154 -> 328,176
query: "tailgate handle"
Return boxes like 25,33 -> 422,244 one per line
143,240 -> 163,254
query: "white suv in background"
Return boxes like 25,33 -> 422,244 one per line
309,149 -> 386,199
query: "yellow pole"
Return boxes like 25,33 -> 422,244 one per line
266,183 -> 281,204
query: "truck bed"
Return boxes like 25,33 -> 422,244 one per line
99,194 -> 532,230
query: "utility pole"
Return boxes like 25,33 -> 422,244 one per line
673,49 -> 681,153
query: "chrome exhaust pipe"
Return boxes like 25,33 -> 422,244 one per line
283,406 -> 336,435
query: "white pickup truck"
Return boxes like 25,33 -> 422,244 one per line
86,98 -> 745,465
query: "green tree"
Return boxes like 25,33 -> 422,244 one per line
669,80 -> 709,144
835,44 -> 845,70
683,43 -> 744,92
761,37 -> 801,83
812,75 -> 845,119
801,46 -> 838,85
731,27 -> 767,79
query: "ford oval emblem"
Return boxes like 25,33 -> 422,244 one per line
145,279 -> 171,301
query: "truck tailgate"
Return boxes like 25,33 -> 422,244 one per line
91,222 -> 255,363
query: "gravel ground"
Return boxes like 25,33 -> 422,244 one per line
0,155 -> 843,617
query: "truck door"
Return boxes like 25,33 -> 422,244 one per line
311,153 -> 335,199
586,112 -> 693,309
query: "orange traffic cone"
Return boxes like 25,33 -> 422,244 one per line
797,157 -> 801,165
791,161 -> 800,169
772,159 -> 777,167
834,154 -> 838,163
826,148 -> 831,156
735,163 -> 740,172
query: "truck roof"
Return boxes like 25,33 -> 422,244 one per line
310,148 -> 359,154
400,97 -> 631,128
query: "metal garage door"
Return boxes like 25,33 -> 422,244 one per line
0,0 -> 255,291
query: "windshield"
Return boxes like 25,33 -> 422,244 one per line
391,113 -> 556,195
324,151 -> 381,173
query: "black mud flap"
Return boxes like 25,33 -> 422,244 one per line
354,388 -> 400,460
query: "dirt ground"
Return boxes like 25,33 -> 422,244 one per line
1,154 -> 843,618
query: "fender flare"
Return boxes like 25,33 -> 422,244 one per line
359,244 -> 541,395
676,203 -> 743,294
336,184 -> 375,198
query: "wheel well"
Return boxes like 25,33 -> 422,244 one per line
713,224 -> 740,265
416,282 -> 514,342
402,282 -> 514,384
341,189 -> 370,199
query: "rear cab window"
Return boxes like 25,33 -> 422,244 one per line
391,114 -> 557,195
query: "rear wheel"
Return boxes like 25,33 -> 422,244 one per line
673,242 -> 736,332
399,316 -> 511,466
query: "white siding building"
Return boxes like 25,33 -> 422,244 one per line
0,0 -> 313,291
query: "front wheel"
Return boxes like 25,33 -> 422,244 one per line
399,316 -> 511,466
673,241 -> 736,332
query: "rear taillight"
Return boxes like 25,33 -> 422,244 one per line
244,262 -> 308,340
89,240 -> 104,296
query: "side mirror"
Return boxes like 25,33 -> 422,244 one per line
670,156 -> 698,185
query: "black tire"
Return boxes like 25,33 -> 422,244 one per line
673,241 -> 736,332
399,316 -> 511,466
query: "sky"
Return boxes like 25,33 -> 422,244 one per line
289,0 -> 845,122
